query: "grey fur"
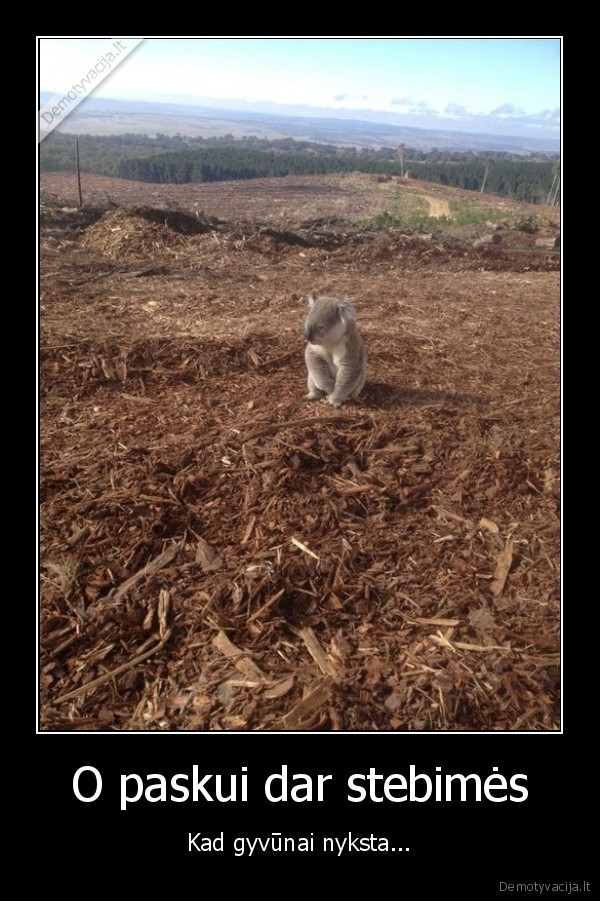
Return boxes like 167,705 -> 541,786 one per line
304,292 -> 367,408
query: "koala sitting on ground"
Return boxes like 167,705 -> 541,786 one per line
303,291 -> 367,408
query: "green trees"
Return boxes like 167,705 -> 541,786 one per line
406,159 -> 556,203
39,132 -> 559,203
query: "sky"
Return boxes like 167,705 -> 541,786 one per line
38,37 -> 561,139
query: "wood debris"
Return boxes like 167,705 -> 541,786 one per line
39,174 -> 560,731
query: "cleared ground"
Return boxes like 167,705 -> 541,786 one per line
39,172 -> 560,731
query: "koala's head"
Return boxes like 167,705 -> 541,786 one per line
304,292 -> 356,346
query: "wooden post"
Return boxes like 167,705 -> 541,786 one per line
76,137 -> 83,209
480,165 -> 489,194
397,145 -> 404,179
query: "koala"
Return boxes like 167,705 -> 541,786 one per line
303,291 -> 367,408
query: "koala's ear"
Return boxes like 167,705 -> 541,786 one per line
337,301 -> 357,323
308,291 -> 319,308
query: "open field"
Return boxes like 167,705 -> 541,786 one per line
39,171 -> 560,731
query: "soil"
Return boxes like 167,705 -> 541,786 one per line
39,171 -> 560,732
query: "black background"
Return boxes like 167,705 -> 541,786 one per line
35,730 -> 589,891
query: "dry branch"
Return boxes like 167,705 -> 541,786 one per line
293,626 -> 340,678
121,393 -> 155,405
212,631 -> 268,681
195,537 -> 223,572
278,677 -> 334,729
247,589 -> 286,623
90,542 -> 181,610
52,628 -> 173,705
290,537 -> 320,561
240,414 -> 365,444
490,539 -> 514,598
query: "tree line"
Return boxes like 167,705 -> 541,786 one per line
40,132 -> 559,203
406,159 -> 558,204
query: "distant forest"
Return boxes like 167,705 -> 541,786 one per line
40,132 -> 560,204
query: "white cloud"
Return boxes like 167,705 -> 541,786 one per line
490,103 -> 526,118
445,103 -> 469,117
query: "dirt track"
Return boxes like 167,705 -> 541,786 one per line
39,172 -> 560,732
425,196 -> 452,219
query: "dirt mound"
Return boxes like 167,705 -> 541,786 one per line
78,206 -> 215,260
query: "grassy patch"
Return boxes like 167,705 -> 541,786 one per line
361,196 -> 535,231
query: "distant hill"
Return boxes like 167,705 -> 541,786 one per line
39,94 -> 559,156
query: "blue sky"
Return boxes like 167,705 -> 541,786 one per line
39,37 -> 561,138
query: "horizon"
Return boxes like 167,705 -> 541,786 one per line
38,38 -> 561,144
